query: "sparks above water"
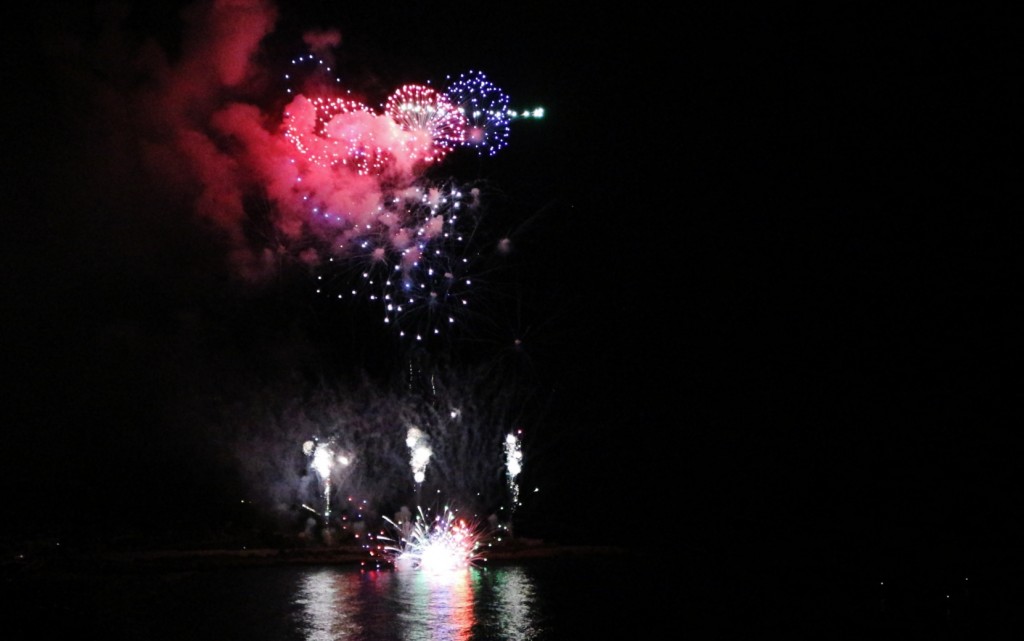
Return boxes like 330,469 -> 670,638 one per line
380,506 -> 486,574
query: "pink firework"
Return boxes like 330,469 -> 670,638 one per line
283,95 -> 395,176
384,85 -> 467,164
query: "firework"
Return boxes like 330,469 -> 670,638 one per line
311,179 -> 490,344
380,182 -> 480,341
284,52 -> 345,98
445,70 -> 511,156
217,350 -> 542,541
384,84 -> 467,164
504,430 -> 523,512
104,5 -> 553,551
277,50 -> 541,344
381,505 -> 486,573
303,438 -> 350,521
283,95 -> 396,176
405,427 -> 433,485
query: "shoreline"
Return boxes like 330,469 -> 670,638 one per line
3,539 -> 640,576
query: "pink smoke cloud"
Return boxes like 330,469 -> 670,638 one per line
115,0 -> 465,282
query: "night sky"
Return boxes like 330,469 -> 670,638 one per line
1,0 -> 1014,597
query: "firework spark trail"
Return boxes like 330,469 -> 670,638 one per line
504,430 -> 523,513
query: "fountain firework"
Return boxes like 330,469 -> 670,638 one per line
504,430 -> 524,515
302,438 -> 350,522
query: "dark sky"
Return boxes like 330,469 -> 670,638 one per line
0,0 -> 1014,584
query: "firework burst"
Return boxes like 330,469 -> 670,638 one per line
445,70 -> 511,156
384,84 -> 467,165
379,505 -> 486,573
274,46 -> 544,344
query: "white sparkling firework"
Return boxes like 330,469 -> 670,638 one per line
303,438 -> 350,522
380,505 -> 485,574
406,427 -> 433,484
228,355 -> 540,543
504,431 -> 523,511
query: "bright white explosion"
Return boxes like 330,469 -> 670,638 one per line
380,506 -> 486,575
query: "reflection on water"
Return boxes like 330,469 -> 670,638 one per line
397,569 -> 474,641
295,569 -> 362,640
480,565 -> 537,640
295,565 -> 538,641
